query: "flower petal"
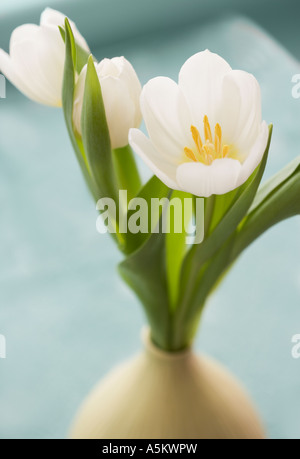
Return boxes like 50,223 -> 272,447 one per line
129,129 -> 180,190
178,50 -> 232,128
35,26 -> 66,104
141,76 -> 192,160
40,7 -> 90,53
100,75 -> 136,149
111,57 -> 142,127
237,121 -> 269,187
220,70 -> 262,153
9,25 -> 63,106
176,158 -> 242,197
73,64 -> 87,133
40,7 -> 64,26
0,49 -> 40,102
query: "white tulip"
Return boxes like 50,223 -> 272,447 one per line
0,8 -> 90,107
73,57 -> 142,149
129,50 -> 269,198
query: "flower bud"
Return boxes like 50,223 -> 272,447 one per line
73,56 -> 142,149
0,8 -> 90,107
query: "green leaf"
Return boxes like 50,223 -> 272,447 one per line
59,25 -> 91,73
231,155 -> 300,261
166,190 -> 193,310
207,188 -> 240,233
112,144 -> 142,205
119,225 -> 171,350
191,154 -> 300,329
81,55 -> 118,204
124,175 -> 169,255
249,155 -> 300,213
206,158 -> 269,235
62,18 -> 97,200
176,234 -> 236,349
172,125 -> 273,349
76,45 -> 92,74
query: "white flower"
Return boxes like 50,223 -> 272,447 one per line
0,8 -> 90,107
73,57 -> 142,149
129,50 -> 269,198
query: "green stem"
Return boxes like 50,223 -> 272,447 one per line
112,144 -> 142,205
231,172 -> 300,263
170,163 -> 300,350
204,195 -> 215,236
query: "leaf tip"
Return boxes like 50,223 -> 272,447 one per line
87,54 -> 95,67
64,17 -> 71,30
58,26 -> 65,42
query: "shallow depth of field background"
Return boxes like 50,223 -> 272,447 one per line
0,0 -> 300,439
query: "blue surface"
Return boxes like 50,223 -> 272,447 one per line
0,7 -> 300,439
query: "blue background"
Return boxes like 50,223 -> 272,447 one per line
0,0 -> 300,439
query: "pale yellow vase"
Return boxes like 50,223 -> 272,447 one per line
70,330 -> 265,439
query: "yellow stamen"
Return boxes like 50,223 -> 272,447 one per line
203,143 -> 213,154
203,115 -> 212,143
184,147 -> 197,162
222,145 -> 229,157
203,144 -> 214,164
214,123 -> 222,156
191,125 -> 203,152
183,116 -> 237,165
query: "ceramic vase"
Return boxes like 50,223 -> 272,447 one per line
70,330 -> 265,439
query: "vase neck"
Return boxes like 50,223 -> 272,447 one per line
142,328 -> 192,361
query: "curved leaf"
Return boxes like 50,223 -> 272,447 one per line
124,175 -> 169,254
112,144 -> 142,205
62,19 -> 97,200
166,190 -> 193,310
250,155 -> 300,212
119,227 -> 171,350
81,55 -> 117,203
59,25 -> 91,73
232,157 -> 300,260
172,125 -> 273,349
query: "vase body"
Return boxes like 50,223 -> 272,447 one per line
70,331 -> 265,439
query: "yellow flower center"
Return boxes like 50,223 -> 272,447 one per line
184,115 -> 234,165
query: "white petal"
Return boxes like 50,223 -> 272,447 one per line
0,10 -> 89,107
100,75 -> 136,149
129,129 -> 180,190
237,121 -> 269,187
178,50 -> 232,128
73,64 -> 87,134
35,26 -> 65,104
97,58 -> 120,77
112,57 -> 142,127
10,25 -> 63,105
176,158 -> 242,197
40,8 -> 90,53
9,25 -> 62,106
9,23 -> 38,51
97,57 -> 142,130
0,49 -> 40,102
40,7 -> 65,26
220,70 -> 262,153
141,76 -> 192,160
74,58 -> 142,148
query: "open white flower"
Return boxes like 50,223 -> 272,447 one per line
129,50 -> 269,198
0,8 -> 90,107
73,57 -> 142,149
